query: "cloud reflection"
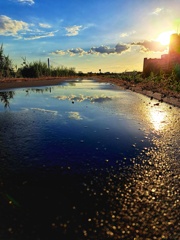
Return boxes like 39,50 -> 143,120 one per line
68,111 -> 83,120
56,94 -> 112,103
31,108 -> 58,115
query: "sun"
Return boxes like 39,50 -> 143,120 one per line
157,31 -> 175,45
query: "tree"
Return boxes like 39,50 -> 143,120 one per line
0,44 -> 14,78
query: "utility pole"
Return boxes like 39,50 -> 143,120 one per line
47,58 -> 50,68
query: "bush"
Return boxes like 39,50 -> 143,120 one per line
173,64 -> 180,80
18,59 -> 76,78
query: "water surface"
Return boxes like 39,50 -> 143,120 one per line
0,79 -> 179,239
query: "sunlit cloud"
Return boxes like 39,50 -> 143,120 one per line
89,45 -> 115,54
52,48 -> 86,56
52,50 -> 67,56
67,48 -> 86,56
89,46 -> 115,54
151,8 -> 163,15
131,40 -> 167,52
88,43 -> 129,55
65,25 -> 82,36
52,43 -> 130,56
115,43 -> 130,54
0,15 -> 29,36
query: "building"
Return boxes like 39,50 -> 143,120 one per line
143,33 -> 180,76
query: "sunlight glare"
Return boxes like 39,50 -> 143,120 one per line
157,31 -> 175,45
149,109 -> 167,131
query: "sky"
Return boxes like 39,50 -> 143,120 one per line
1,0 -> 180,73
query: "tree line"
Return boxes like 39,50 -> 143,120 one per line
0,44 -> 76,78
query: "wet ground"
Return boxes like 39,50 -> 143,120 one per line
0,79 -> 179,239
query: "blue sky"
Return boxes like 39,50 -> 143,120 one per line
1,0 -> 180,73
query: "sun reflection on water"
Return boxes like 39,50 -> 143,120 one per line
149,108 -> 167,131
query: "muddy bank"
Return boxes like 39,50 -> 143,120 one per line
94,77 -> 180,108
0,77 -> 76,90
0,76 -> 179,107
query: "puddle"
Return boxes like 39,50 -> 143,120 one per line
0,79 -> 179,239
0,80 -> 152,171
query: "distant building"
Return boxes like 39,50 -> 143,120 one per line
143,33 -> 180,76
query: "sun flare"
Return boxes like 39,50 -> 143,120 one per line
157,31 -> 175,45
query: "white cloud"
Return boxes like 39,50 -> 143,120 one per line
16,0 -> 35,5
0,15 -> 29,36
120,33 -> 128,38
151,8 -> 163,15
120,31 -> 136,38
39,23 -> 52,28
65,25 -> 82,36
24,31 -> 55,40
0,15 -> 58,40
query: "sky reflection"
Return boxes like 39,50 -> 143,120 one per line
68,111 -> 83,120
0,80 -> 179,239
0,80 -> 153,171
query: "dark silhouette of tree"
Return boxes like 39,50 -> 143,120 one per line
0,44 -> 14,78
0,91 -> 15,108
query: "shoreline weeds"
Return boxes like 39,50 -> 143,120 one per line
0,76 -> 180,108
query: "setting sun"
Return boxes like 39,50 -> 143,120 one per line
157,31 -> 175,45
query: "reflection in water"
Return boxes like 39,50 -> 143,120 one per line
149,108 -> 167,131
56,94 -> 112,103
26,87 -> 52,95
0,88 -> 52,108
68,111 -> 83,120
0,80 -> 179,239
30,107 -> 58,115
0,91 -> 15,108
